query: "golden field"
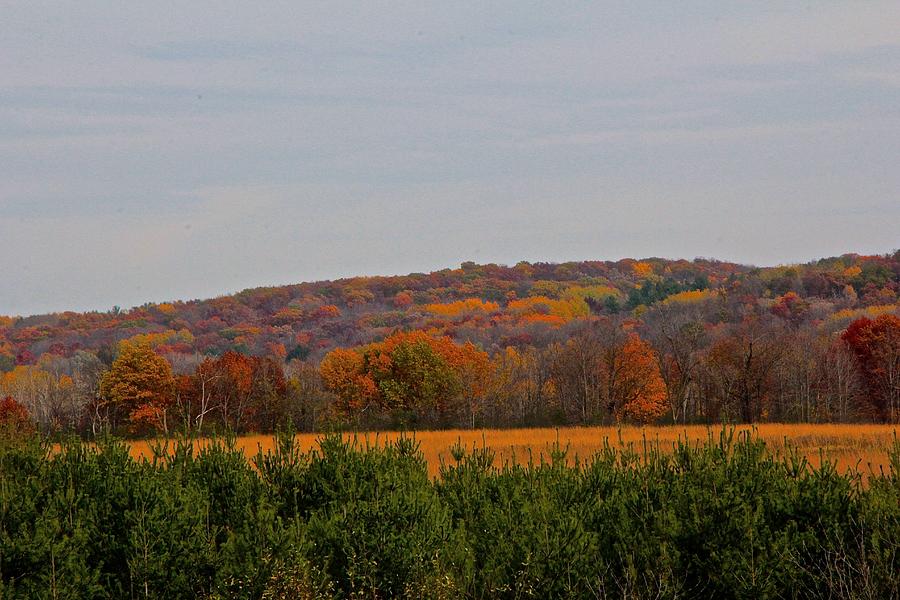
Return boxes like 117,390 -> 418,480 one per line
127,424 -> 899,479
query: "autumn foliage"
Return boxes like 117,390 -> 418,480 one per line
0,396 -> 33,434
842,314 -> 900,421
507,295 -> 589,323
321,330 -> 490,426
610,334 -> 669,423
425,298 -> 499,318
319,348 -> 377,417
100,340 -> 175,434
0,251 -> 897,434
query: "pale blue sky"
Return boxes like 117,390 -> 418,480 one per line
2,2 -> 899,316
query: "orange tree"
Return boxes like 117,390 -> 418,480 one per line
549,321 -> 668,424
0,396 -> 34,435
100,340 -> 175,434
319,348 -> 378,420
320,330 -> 490,426
607,334 -> 668,423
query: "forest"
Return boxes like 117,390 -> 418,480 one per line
1,252 -> 899,436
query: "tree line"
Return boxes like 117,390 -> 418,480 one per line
1,308 -> 898,436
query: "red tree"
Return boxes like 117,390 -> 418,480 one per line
0,396 -> 35,435
843,314 -> 900,422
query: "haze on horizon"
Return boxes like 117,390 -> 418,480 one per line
2,2 -> 899,317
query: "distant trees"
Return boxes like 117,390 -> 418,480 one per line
0,363 -> 77,432
641,300 -> 711,423
625,276 -> 707,310
320,330 -> 490,427
71,351 -> 105,423
168,351 -> 288,433
0,351 -> 104,433
320,348 -> 377,419
546,324 -> 607,423
484,346 -> 550,426
6,305 -> 899,435
0,252 -> 898,433
546,321 -> 667,424
96,345 -> 292,435
703,321 -> 784,422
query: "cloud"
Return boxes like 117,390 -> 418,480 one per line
1,2 -> 898,315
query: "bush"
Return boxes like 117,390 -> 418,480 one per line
0,429 -> 898,598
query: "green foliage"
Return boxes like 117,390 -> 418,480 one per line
285,344 -> 311,362
626,276 -> 708,309
371,341 -> 460,413
1,430 -> 899,598
852,263 -> 894,291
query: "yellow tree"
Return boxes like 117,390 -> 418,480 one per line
488,346 -> 547,426
0,365 -> 75,431
100,340 -> 175,434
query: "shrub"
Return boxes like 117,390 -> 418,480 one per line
1,429 -> 898,598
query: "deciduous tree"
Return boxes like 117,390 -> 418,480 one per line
100,340 -> 175,434
607,334 -> 668,423
843,314 -> 900,422
0,395 -> 33,435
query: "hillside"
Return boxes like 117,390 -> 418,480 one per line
4,253 -> 895,363
1,252 -> 898,433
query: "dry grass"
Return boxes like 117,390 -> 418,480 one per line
126,424 -> 899,479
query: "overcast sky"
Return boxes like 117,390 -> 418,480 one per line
2,2 -> 899,316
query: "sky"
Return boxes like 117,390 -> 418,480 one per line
1,2 -> 899,316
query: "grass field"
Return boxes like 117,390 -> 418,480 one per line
127,423 -> 900,479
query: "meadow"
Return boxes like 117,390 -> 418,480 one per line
127,423 -> 900,479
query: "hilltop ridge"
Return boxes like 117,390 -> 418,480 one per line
2,253 -> 897,369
